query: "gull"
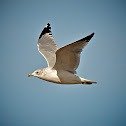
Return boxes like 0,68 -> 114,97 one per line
28,23 -> 97,84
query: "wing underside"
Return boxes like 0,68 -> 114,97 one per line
37,23 -> 58,68
53,33 -> 94,73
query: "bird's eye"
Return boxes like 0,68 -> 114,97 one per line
36,72 -> 39,74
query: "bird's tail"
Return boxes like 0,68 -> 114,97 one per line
81,78 -> 97,84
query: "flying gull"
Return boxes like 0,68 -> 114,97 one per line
28,23 -> 97,84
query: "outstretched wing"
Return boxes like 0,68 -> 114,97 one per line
37,23 -> 58,68
53,33 -> 94,73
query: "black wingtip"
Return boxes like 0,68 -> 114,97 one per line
89,32 -> 94,38
47,23 -> 50,26
81,32 -> 94,42
39,23 -> 51,39
86,32 -> 94,40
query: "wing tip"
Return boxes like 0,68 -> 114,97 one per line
47,23 -> 50,26
39,23 -> 51,39
89,32 -> 94,37
79,32 -> 94,42
85,32 -> 94,41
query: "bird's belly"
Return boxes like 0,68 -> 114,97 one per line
42,71 -> 61,84
41,69 -> 82,84
44,70 -> 81,84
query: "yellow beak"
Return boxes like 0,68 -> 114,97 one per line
27,74 -> 33,77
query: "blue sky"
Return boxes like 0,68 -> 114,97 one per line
1,0 -> 126,126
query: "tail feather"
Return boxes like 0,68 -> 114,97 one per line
82,80 -> 97,84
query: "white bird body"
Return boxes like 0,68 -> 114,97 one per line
32,67 -> 95,84
28,23 -> 97,84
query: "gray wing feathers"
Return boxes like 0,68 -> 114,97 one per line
53,33 -> 94,73
37,24 -> 58,67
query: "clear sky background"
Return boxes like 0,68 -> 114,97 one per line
1,0 -> 126,126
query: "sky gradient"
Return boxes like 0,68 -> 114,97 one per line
1,0 -> 126,126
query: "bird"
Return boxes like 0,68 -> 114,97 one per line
27,23 -> 97,84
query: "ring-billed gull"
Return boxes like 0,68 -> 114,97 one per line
28,23 -> 97,84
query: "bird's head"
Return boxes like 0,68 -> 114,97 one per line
27,69 -> 44,78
